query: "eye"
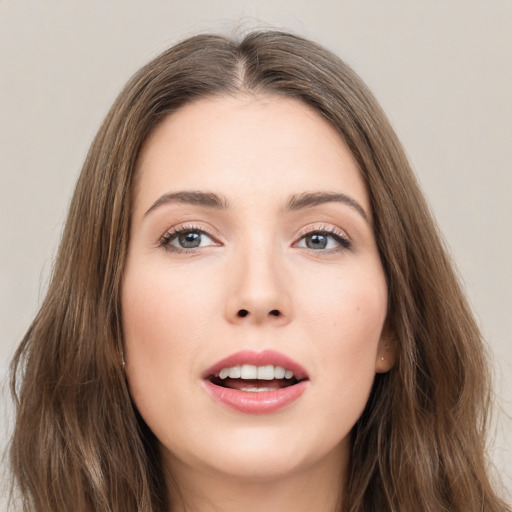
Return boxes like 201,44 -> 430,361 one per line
160,226 -> 217,252
295,229 -> 351,251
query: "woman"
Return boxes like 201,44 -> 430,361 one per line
9,31 -> 509,511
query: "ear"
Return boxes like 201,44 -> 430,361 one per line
375,322 -> 396,373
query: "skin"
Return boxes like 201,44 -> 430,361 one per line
122,94 -> 394,512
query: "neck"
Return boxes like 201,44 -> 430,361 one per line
163,443 -> 347,512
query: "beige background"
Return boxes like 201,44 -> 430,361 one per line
1,0 -> 511,504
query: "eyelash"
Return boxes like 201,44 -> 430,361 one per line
159,224 -> 351,254
295,225 -> 351,253
159,224 -> 215,253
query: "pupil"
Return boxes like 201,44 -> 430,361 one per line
179,232 -> 201,248
306,234 -> 327,249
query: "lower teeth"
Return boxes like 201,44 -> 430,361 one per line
208,376 -> 299,391
240,387 -> 273,392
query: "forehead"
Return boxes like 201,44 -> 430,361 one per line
134,94 -> 370,216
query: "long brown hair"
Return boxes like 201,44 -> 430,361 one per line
9,31 -> 510,512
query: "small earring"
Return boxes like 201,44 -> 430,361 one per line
122,358 -> 126,370
381,356 -> 385,361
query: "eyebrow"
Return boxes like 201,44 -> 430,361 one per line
145,191 -> 229,216
144,190 -> 368,222
285,192 -> 368,222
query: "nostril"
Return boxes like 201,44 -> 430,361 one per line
236,309 -> 281,318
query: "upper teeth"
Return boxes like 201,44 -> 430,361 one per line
217,364 -> 294,380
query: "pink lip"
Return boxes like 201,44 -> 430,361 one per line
202,350 -> 309,415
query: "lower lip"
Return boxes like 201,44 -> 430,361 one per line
203,380 -> 308,414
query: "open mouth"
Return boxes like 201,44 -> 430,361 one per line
207,364 -> 306,392
202,350 -> 309,413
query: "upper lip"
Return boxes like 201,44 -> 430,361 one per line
202,349 -> 309,381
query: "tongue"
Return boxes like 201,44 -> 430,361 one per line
223,378 -> 291,391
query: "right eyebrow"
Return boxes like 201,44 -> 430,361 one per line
144,191 -> 229,216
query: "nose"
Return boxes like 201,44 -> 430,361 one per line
224,246 -> 293,326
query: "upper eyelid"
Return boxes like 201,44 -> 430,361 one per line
162,223 -> 221,239
163,224 -> 348,236
295,224 -> 350,240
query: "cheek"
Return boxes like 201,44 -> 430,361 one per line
299,262 -> 387,346
121,263 -> 214,423
122,259 -> 218,350
298,265 -> 387,407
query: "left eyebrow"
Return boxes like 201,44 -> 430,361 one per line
285,192 -> 369,222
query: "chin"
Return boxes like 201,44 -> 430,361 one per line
163,422 -> 349,483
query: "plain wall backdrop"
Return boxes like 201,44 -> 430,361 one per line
1,0 -> 511,504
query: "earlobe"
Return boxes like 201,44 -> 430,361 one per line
375,333 -> 397,373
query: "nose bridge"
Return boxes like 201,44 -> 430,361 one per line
225,238 -> 292,325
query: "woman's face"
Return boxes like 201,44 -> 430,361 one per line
122,95 -> 392,482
